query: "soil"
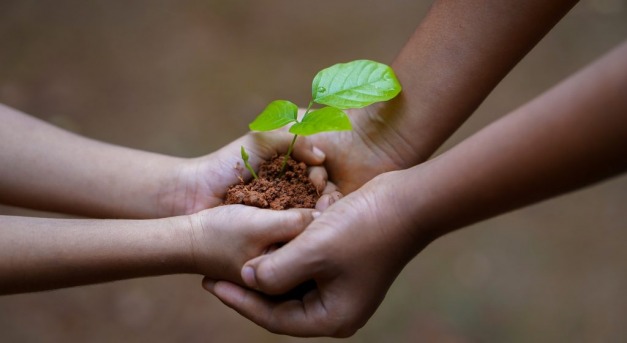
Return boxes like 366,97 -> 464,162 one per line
224,155 -> 320,210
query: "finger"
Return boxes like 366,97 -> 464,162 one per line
263,244 -> 280,254
201,277 -> 216,292
291,137 -> 325,166
247,131 -> 297,161
248,130 -> 324,166
307,166 -> 328,193
315,191 -> 343,211
202,278 -> 331,337
323,181 -> 338,194
260,208 -> 316,244
242,233 -> 322,295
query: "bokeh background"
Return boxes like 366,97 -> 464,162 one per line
1,1 -> 626,342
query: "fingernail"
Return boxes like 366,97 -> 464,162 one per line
313,146 -> 325,160
241,265 -> 258,289
332,191 -> 343,202
315,195 -> 331,211
202,278 -> 216,291
312,211 -> 321,219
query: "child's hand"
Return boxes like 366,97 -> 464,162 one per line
185,205 -> 317,284
157,131 -> 334,217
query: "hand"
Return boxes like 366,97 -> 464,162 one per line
305,106 -> 418,194
186,205 -> 318,284
156,131 -> 330,216
202,170 -> 432,337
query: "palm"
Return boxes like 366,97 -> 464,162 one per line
166,134 -> 285,215
160,131 -> 327,216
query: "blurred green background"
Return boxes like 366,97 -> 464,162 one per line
1,1 -> 626,342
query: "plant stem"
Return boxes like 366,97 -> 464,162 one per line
241,146 -> 259,179
280,101 -> 313,174
246,161 -> 259,180
280,134 -> 298,174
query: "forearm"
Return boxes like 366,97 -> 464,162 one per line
359,0 -> 578,166
0,105 -> 184,218
0,215 -> 192,294
400,41 -> 627,242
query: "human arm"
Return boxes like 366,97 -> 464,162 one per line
0,206 -> 315,295
0,0 -> 577,215
0,104 -> 326,218
203,40 -> 627,337
309,0 -> 578,192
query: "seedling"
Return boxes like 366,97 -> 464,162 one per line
240,146 -> 258,180
242,59 -> 402,178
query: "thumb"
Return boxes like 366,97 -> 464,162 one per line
242,236 -> 319,295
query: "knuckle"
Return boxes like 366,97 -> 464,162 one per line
296,135 -> 313,149
255,260 -> 281,293
286,210 -> 311,228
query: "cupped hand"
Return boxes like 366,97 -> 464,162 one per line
305,106 -> 418,194
202,170 -> 432,337
156,131 -> 331,217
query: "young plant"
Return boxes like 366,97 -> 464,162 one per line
244,59 -> 402,176
240,146 -> 258,180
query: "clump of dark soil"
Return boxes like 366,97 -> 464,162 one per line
224,155 -> 319,210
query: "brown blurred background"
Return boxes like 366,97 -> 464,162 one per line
1,1 -> 626,342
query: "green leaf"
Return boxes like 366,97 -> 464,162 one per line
240,145 -> 250,162
240,146 -> 258,179
289,107 -> 352,136
249,100 -> 298,131
312,60 -> 402,109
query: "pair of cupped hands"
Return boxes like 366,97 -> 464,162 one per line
171,113 -> 424,337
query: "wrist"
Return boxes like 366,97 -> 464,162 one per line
154,157 -> 204,217
395,159 -> 476,248
360,102 -> 430,166
160,214 -> 198,274
119,216 -> 196,275
350,92 -> 448,175
349,170 -> 434,266
369,167 -> 448,259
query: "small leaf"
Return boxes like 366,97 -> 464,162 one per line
249,100 -> 298,131
312,60 -> 402,109
240,145 -> 250,162
240,146 -> 258,179
289,107 -> 352,136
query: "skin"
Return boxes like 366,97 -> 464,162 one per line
0,103 -> 331,218
0,0 -> 583,329
0,206 -> 315,295
203,21 -> 627,340
0,104 -> 341,294
0,0 -> 577,216
307,0 -> 578,193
